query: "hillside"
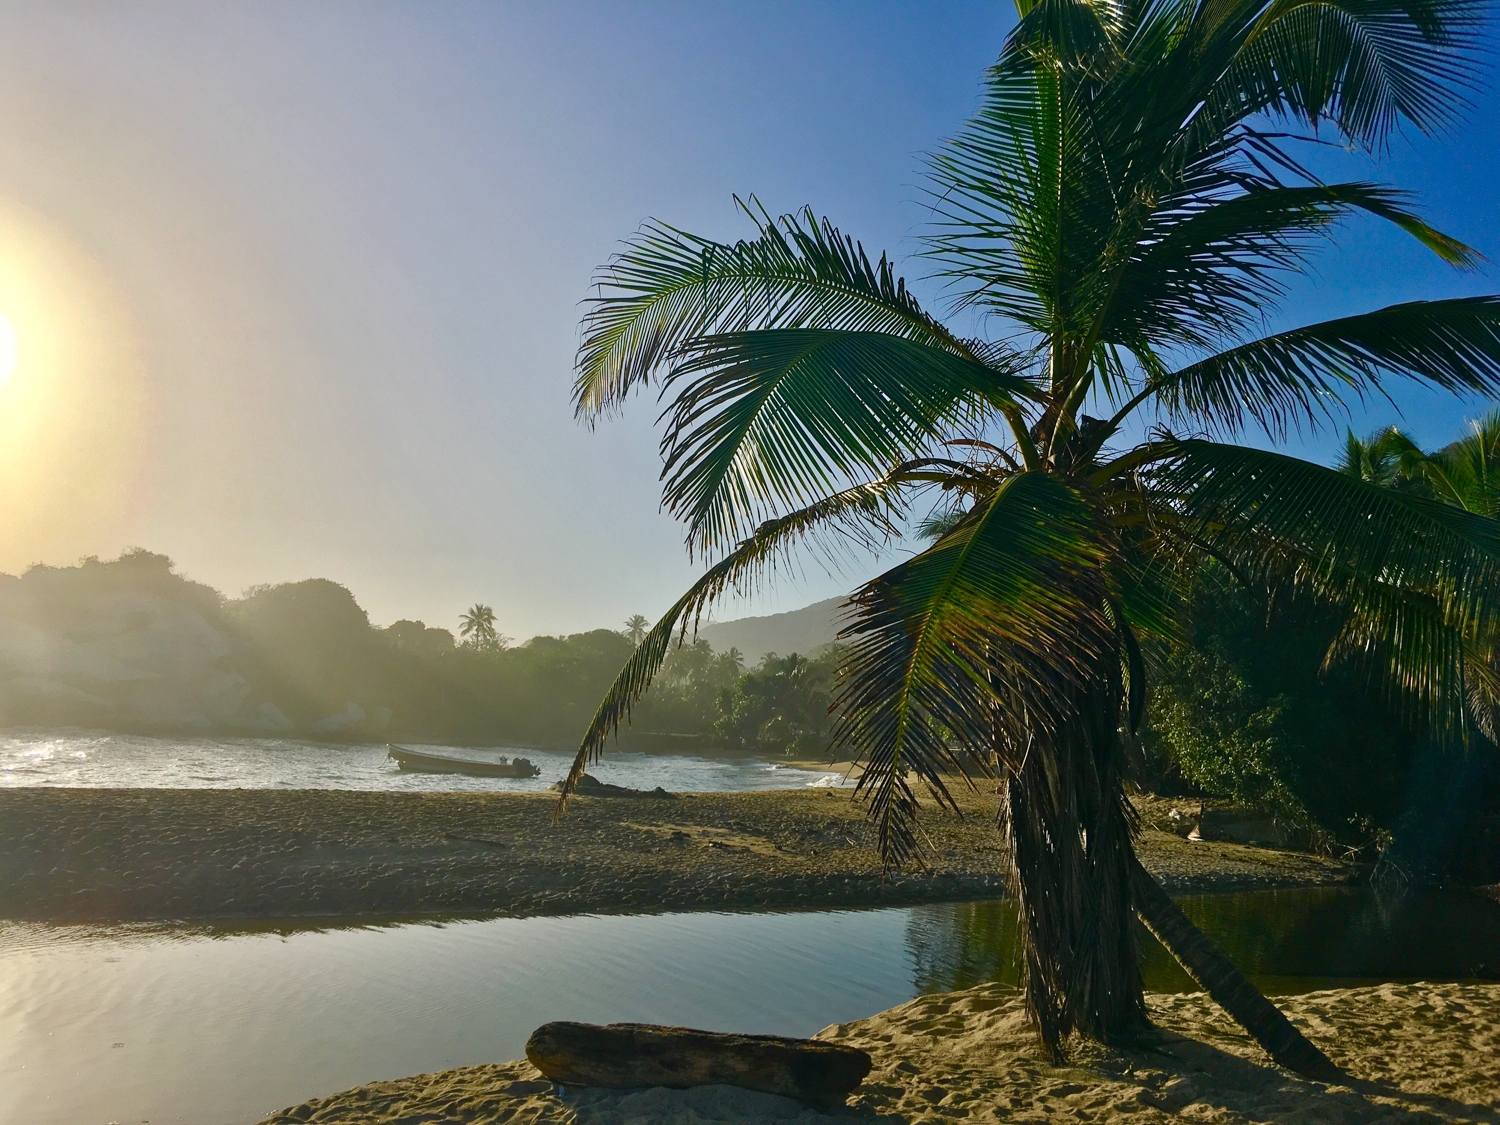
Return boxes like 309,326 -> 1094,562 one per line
697,596 -> 846,664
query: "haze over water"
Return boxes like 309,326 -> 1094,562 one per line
0,731 -> 851,792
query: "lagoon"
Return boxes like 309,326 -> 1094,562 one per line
3,887 -> 1496,1125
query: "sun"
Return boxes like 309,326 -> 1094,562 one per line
0,312 -> 15,385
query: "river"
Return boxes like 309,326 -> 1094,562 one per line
3,887 -> 1497,1125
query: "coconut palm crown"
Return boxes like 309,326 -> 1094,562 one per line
459,603 -> 501,651
562,0 -> 1500,1060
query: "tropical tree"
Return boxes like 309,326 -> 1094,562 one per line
559,0 -> 1500,1076
1343,411 -> 1500,516
459,603 -> 505,652
623,614 -> 651,646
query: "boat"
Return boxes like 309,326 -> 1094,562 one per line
387,745 -> 542,778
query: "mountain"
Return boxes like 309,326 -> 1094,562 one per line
697,597 -> 847,665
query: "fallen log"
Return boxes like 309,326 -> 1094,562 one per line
524,1021 -> 872,1107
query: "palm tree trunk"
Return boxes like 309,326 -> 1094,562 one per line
1127,858 -> 1342,1081
997,654 -> 1150,1057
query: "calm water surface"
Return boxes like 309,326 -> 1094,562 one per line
2,887 -> 1496,1125
0,730 -> 851,792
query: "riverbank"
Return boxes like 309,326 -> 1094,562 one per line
0,787 -> 1349,921
261,981 -> 1500,1124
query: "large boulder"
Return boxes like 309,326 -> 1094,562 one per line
524,1022 -> 871,1108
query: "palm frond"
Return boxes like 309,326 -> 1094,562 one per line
1157,439 -> 1500,641
554,479 -> 904,813
1106,183 -> 1478,349
660,329 -> 1032,554
1147,297 -> 1500,437
575,206 -> 973,417
833,471 -> 1110,863
1322,578 -> 1475,733
1211,0 -> 1484,146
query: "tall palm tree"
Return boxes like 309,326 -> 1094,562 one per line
459,603 -> 501,651
623,614 -> 651,646
561,0 -> 1500,1074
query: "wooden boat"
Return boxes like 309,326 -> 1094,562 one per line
387,745 -> 542,778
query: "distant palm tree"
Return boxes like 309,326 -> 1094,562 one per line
560,0 -> 1499,1076
459,604 -> 502,651
1346,411 -> 1500,517
623,614 -> 651,646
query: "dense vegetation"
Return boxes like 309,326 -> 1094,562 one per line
1142,417 -> 1500,880
0,549 -> 841,753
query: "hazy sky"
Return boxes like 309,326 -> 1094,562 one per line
0,2 -> 1495,639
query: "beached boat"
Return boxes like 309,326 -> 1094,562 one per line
387,745 -> 541,778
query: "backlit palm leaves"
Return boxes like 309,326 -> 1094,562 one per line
563,0 -> 1500,1057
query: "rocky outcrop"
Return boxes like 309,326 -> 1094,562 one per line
550,773 -> 676,798
0,589 -> 268,729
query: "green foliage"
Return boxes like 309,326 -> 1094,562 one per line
1142,576 -> 1416,839
712,648 -> 840,756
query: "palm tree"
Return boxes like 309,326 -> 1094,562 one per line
623,614 -> 651,646
560,0 -> 1500,1074
1346,411 -> 1500,516
459,603 -> 502,651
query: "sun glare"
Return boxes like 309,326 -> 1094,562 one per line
0,313 -> 17,385
0,198 -> 146,569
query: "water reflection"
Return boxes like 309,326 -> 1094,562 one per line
5,888 -> 1498,1123
906,887 -> 1500,996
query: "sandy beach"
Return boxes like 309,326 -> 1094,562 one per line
257,981 -> 1500,1124
0,787 -> 1350,921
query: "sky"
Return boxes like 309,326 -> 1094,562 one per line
0,1 -> 1494,640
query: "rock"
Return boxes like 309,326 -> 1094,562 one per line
525,1022 -> 872,1108
311,701 -> 366,733
551,773 -> 677,799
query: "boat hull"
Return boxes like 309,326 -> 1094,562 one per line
387,745 -> 541,778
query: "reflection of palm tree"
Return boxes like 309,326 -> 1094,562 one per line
459,604 -> 501,651
623,614 -> 650,646
558,0 -> 1498,1075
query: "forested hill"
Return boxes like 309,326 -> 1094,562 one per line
0,550 -> 839,755
697,597 -> 844,665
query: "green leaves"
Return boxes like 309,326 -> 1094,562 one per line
554,479 -> 903,811
566,0 -> 1500,871
1154,439 -> 1500,728
1222,0 -> 1484,145
661,329 -> 1029,554
575,206 -> 969,418
834,472 -> 1110,861
1107,183 -> 1478,350
1150,297 -> 1500,437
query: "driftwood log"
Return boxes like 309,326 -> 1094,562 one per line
525,1021 -> 872,1107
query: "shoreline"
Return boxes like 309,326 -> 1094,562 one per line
0,787 -> 1354,923
260,981 -> 1500,1124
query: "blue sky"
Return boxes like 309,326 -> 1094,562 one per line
0,2 -> 1494,638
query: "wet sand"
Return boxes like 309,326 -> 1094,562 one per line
259,982 -> 1500,1124
0,787 -> 1348,921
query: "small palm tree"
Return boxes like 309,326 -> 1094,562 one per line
459,603 -> 502,651
560,0 -> 1500,1073
623,614 -> 651,646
